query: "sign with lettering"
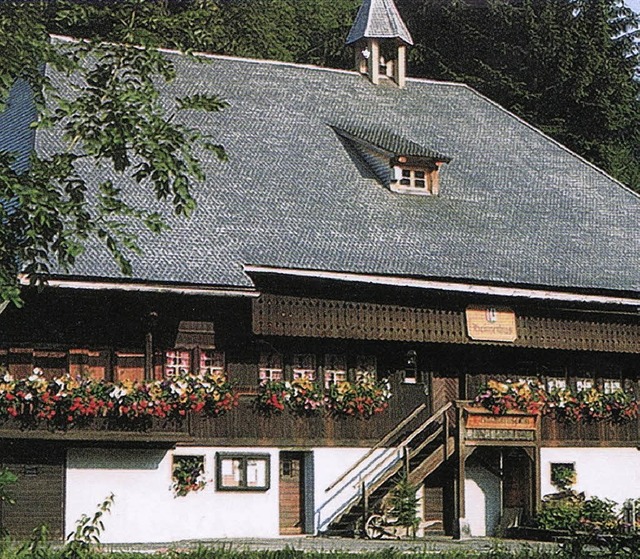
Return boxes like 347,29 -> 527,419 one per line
465,413 -> 536,431
465,306 -> 517,342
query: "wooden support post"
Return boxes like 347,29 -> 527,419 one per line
443,412 -> 449,461
144,311 -> 157,381
403,446 -> 410,477
362,480 -> 369,535
368,39 -> 379,85
395,44 -> 406,88
455,404 -> 466,538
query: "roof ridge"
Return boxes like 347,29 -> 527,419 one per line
49,33 -> 465,87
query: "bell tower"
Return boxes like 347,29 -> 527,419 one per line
345,0 -> 413,88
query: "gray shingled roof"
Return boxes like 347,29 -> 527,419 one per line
346,0 -> 414,45
12,53 -> 640,295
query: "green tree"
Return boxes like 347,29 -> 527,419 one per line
400,0 -> 640,190
0,0 -> 228,306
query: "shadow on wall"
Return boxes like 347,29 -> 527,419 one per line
67,448 -> 167,470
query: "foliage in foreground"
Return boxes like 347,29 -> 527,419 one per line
0,545 -> 568,559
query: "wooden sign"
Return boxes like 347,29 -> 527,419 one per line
465,306 -> 517,342
466,413 -> 535,431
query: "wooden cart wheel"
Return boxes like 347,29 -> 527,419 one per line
364,514 -> 385,539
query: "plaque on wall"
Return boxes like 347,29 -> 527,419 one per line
465,305 -> 517,342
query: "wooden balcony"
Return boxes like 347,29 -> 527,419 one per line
541,415 -> 640,447
0,379 -> 426,448
188,381 -> 427,446
0,416 -> 189,446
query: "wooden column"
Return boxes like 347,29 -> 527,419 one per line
395,44 -> 407,88
144,311 -> 158,381
368,39 -> 379,85
455,404 -> 466,538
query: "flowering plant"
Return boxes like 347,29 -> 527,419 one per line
474,379 -> 639,424
473,379 -> 548,415
172,455 -> 206,497
549,387 -> 639,424
255,378 -> 324,415
325,374 -> 392,419
0,368 -> 238,429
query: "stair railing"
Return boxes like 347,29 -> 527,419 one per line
319,401 -> 455,533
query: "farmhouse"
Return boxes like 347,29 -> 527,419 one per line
0,0 -> 639,542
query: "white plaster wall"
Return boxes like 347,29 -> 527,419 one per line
66,446 -> 279,543
540,447 -> 640,505
464,464 -> 501,537
66,445 -> 395,543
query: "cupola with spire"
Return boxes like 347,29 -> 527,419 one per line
346,0 -> 413,88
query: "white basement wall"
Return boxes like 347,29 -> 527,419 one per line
66,445 -> 390,543
464,464 -> 501,537
540,447 -> 640,504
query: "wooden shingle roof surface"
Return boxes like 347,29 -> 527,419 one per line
16,53 -> 640,295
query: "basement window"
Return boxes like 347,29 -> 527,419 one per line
216,453 -> 270,491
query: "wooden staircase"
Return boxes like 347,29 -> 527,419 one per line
323,402 -> 455,536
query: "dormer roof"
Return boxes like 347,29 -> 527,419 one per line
346,0 -> 414,46
331,124 -> 451,162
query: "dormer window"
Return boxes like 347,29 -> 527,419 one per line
331,124 -> 451,197
391,156 -> 442,196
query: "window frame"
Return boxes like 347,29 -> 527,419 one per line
216,452 -> 271,492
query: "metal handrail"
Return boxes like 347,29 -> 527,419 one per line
324,403 -> 427,492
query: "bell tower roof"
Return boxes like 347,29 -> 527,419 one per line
346,0 -> 413,46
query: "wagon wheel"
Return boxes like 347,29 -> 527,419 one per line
364,514 -> 385,539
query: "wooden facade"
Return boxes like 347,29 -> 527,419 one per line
0,284 -> 638,538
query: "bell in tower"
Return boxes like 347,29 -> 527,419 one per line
345,0 -> 414,88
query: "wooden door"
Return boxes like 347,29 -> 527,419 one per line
503,449 -> 531,517
0,443 -> 65,539
279,452 -> 304,535
431,373 -> 459,413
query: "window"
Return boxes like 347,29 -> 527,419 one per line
354,355 -> 376,380
165,350 -> 191,377
576,378 -> 594,392
392,164 -> 440,195
199,349 -> 224,375
550,462 -> 576,491
172,455 -> 206,496
165,348 -> 224,377
403,350 -> 418,384
216,453 -> 270,491
546,377 -> 567,391
603,379 -> 622,394
324,354 -> 347,388
292,353 -> 316,381
259,352 -> 283,382
115,351 -> 145,381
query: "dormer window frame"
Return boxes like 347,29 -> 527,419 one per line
390,155 -> 442,196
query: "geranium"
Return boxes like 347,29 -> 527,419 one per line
287,378 -> 324,415
255,380 -> 289,414
172,455 -> 206,497
475,379 -> 639,424
325,374 -> 392,419
474,379 -> 548,415
0,368 -> 238,429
